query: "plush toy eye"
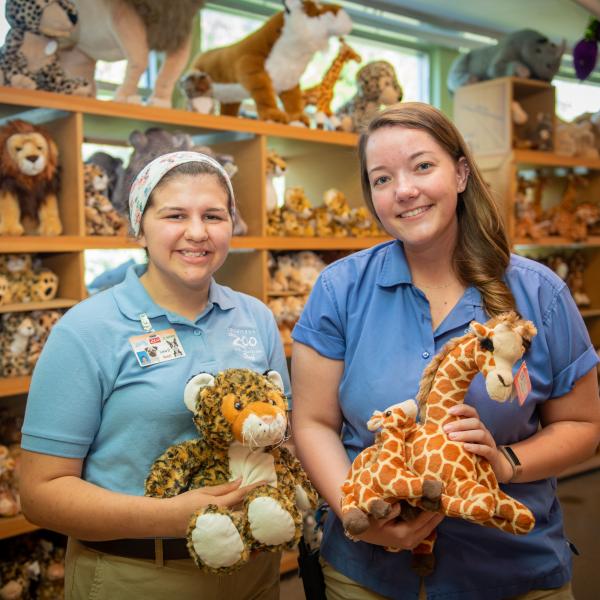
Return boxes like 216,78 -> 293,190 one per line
384,410 -> 392,417
234,401 -> 243,410
15,146 -> 22,152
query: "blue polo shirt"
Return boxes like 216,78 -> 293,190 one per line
292,240 -> 598,600
22,264 -> 290,496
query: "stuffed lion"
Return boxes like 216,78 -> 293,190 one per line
145,368 -> 318,574
0,120 -> 63,236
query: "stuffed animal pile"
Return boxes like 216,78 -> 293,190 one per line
0,310 -> 62,377
0,120 -> 63,237
341,313 -> 537,575
0,410 -> 21,520
267,251 -> 327,344
513,172 -> 600,243
511,102 -> 554,151
0,534 -> 65,600
83,163 -> 128,236
447,28 -> 565,93
537,251 -> 591,308
0,255 -> 59,306
556,111 -> 600,159
0,0 -> 91,95
267,187 -> 384,237
145,368 -> 318,573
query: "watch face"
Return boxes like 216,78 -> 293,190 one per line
504,446 -> 521,466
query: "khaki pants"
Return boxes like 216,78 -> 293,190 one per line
321,559 -> 573,600
65,538 -> 281,600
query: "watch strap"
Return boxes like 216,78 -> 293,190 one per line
499,445 -> 522,482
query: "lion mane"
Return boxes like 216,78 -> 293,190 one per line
0,120 -> 60,228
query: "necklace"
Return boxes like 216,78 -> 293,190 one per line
415,281 -> 454,290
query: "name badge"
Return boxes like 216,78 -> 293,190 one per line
129,328 -> 185,367
514,361 -> 532,406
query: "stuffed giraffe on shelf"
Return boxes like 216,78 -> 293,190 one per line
341,312 -> 538,575
302,37 -> 361,129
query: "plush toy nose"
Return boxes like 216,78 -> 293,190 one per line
26,155 -> 39,163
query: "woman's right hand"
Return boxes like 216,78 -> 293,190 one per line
168,479 -> 264,537
354,504 -> 444,550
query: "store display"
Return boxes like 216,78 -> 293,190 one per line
83,164 -> 128,236
145,368 -> 317,573
341,313 -> 538,575
0,0 -> 91,95
0,120 -> 63,236
557,113 -> 600,159
265,149 -> 287,212
447,28 -> 565,93
0,254 -> 59,304
58,0 -> 205,106
188,0 -> 352,124
336,60 -> 403,133
85,152 -> 125,205
302,38 -> 362,130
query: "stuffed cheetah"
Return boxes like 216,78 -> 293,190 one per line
145,368 -> 318,574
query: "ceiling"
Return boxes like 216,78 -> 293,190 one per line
364,0 -> 597,48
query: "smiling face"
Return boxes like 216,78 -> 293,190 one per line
139,173 -> 232,301
365,126 -> 468,254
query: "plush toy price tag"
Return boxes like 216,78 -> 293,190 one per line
129,328 -> 185,367
514,361 -> 532,406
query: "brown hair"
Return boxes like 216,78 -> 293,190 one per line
358,102 -> 516,317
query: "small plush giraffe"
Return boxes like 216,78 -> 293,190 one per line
341,398 -> 443,535
302,37 -> 361,127
341,312 -> 538,575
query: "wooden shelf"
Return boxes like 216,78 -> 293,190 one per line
513,149 -> 600,170
0,376 -> 30,397
513,236 -> 600,250
580,308 -> 600,318
280,549 -> 298,574
0,298 -> 78,314
0,236 -> 90,253
0,515 -> 40,539
0,86 -> 358,147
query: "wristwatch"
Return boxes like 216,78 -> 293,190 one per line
499,445 -> 522,482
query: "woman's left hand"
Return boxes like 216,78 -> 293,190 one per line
442,404 -> 513,484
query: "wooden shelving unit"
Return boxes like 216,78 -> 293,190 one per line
0,86 -> 382,545
0,515 -> 40,540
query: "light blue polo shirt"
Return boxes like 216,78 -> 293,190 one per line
292,240 -> 598,600
22,264 -> 290,496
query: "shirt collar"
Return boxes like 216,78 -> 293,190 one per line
113,263 -> 236,322
376,241 -> 412,287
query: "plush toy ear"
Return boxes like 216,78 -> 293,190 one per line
469,321 -> 488,339
400,398 -> 418,419
264,370 -> 284,392
183,373 -> 215,412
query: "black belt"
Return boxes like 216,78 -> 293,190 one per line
80,538 -> 190,561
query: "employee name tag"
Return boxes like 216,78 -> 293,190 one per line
514,361 -> 531,406
129,328 -> 185,367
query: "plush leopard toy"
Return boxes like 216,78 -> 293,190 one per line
145,368 -> 318,574
0,0 -> 90,94
0,254 -> 59,304
83,164 -> 127,236
335,60 -> 403,132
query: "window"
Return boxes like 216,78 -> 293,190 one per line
555,77 -> 600,121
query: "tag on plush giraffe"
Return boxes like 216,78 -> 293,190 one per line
514,361 -> 531,406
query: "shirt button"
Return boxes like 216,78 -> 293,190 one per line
422,351 -> 430,359
193,329 -> 202,336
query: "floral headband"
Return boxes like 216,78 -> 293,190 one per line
128,151 -> 236,236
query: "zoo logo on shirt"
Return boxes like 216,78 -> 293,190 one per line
227,327 -> 263,361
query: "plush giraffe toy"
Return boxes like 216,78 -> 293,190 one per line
302,38 -> 361,129
341,312 -> 538,575
341,398 -> 443,534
